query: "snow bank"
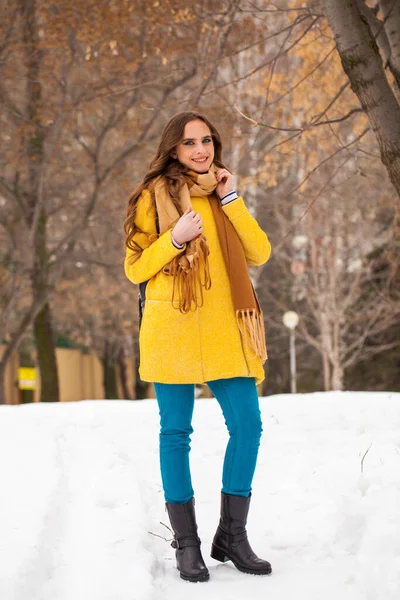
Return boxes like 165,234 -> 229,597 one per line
0,391 -> 399,600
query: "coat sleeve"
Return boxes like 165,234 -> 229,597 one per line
124,189 -> 186,285
222,197 -> 271,266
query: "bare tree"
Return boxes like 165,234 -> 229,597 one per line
321,0 -> 400,198
260,140 -> 399,390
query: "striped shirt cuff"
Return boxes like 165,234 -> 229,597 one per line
220,190 -> 239,206
170,231 -> 185,249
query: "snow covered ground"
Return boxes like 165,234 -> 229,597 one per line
1,391 -> 399,600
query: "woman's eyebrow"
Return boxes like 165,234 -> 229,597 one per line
181,136 -> 212,142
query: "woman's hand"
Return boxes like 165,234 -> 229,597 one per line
215,168 -> 236,198
172,207 -> 203,245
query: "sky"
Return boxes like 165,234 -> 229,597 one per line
1,390 -> 399,600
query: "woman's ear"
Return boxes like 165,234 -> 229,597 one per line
170,151 -> 177,159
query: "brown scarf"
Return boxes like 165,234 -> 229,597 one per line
152,165 -> 267,362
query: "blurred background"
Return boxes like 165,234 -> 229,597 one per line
1,0 -> 399,403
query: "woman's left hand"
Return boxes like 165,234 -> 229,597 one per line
215,168 -> 236,199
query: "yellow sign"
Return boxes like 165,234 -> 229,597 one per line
18,367 -> 36,390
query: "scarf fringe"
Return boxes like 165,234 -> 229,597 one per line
166,236 -> 211,313
236,309 -> 268,363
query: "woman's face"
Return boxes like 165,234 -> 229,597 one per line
173,119 -> 215,173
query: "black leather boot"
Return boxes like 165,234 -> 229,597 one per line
211,492 -> 272,575
166,498 -> 210,582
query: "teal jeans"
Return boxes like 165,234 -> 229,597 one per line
154,377 -> 262,504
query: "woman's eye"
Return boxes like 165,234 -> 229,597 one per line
182,138 -> 212,146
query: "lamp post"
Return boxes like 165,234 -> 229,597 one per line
282,311 -> 299,393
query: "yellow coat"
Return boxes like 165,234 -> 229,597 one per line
124,189 -> 271,385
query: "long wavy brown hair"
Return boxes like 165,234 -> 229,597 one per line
124,111 -> 229,252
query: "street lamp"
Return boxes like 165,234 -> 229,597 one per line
282,311 -> 299,394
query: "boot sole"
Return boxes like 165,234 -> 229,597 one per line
179,571 -> 210,583
211,544 -> 272,576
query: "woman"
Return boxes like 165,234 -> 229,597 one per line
124,111 -> 272,582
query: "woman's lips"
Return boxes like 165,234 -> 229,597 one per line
192,157 -> 208,164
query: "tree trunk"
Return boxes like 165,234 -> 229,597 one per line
0,362 -> 7,406
32,206 -> 59,402
34,302 -> 59,402
0,295 -> 46,404
21,0 -> 60,401
102,340 -> 118,399
332,310 -> 343,391
117,348 -> 131,400
322,351 -> 331,391
103,362 -> 118,399
379,0 -> 400,90
322,0 -> 400,198
32,205 -> 60,401
331,363 -> 344,390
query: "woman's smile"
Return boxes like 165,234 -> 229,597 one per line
191,156 -> 209,164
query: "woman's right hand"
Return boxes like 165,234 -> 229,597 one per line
171,207 -> 203,245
